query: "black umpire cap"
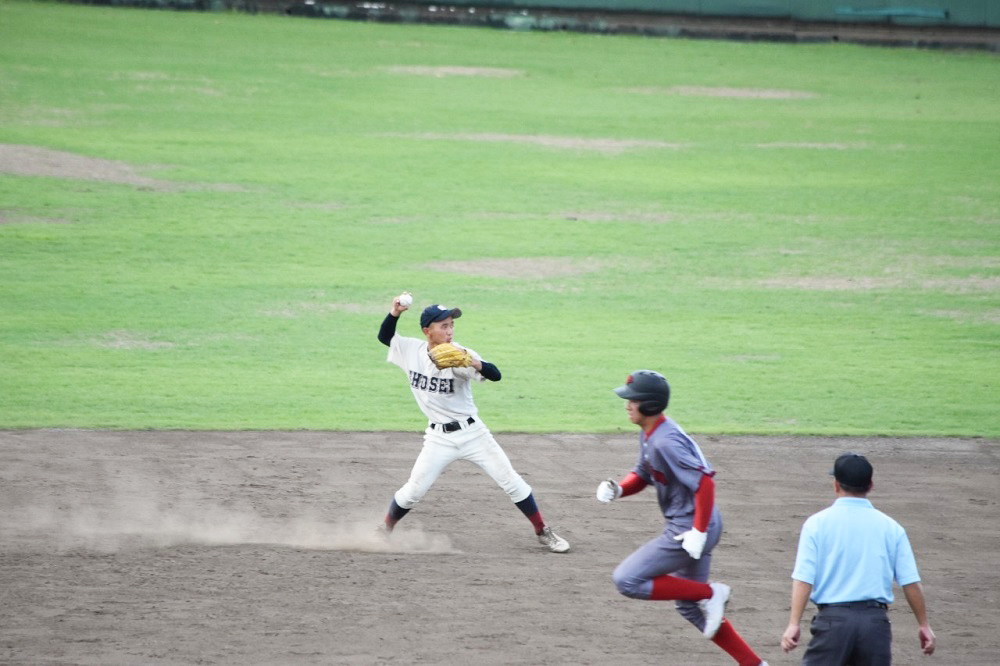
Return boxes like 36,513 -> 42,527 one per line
831,452 -> 873,488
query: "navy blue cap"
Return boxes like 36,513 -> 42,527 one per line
420,304 -> 463,329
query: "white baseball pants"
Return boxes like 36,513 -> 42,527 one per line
393,419 -> 532,509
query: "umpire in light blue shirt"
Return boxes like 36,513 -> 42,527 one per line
781,453 -> 936,663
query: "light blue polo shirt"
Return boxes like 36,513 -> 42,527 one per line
792,497 -> 921,604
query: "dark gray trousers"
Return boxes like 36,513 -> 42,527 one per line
802,602 -> 892,666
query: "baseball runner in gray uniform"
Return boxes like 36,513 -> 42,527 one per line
375,295 -> 570,553
597,370 -> 768,666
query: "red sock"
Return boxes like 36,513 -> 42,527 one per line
515,495 -> 546,534
649,575 -> 712,601
711,619 -> 761,666
526,512 -> 545,534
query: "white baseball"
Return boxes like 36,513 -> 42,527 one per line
398,292 -> 413,307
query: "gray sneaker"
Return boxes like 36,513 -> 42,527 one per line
698,582 -> 731,638
537,526 -> 570,553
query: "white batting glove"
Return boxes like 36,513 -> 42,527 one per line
674,528 -> 708,559
596,478 -> 622,503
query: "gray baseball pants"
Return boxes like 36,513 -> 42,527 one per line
802,601 -> 892,665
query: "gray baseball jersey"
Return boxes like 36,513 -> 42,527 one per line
633,417 -> 719,527
611,416 -> 723,605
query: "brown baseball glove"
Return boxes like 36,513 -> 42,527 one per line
428,342 -> 472,369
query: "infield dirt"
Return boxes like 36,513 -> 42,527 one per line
2,430 -> 997,664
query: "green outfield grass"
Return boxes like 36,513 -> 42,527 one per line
1,1 -> 998,435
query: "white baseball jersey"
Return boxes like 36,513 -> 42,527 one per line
387,334 -> 485,424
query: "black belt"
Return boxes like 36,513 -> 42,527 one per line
817,600 -> 888,610
430,416 -> 475,433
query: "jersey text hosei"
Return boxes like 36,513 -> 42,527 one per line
409,371 -> 455,395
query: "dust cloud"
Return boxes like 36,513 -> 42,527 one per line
4,478 -> 457,555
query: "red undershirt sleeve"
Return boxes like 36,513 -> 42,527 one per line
619,471 -> 647,497
693,474 -> 714,532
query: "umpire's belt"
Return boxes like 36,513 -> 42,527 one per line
817,600 -> 888,610
430,417 -> 475,433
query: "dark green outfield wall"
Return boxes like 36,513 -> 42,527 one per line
69,0 -> 1000,30
411,0 -> 997,28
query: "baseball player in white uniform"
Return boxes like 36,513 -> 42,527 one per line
375,294 -> 570,553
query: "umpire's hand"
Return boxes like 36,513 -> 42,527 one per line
781,623 -> 800,652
